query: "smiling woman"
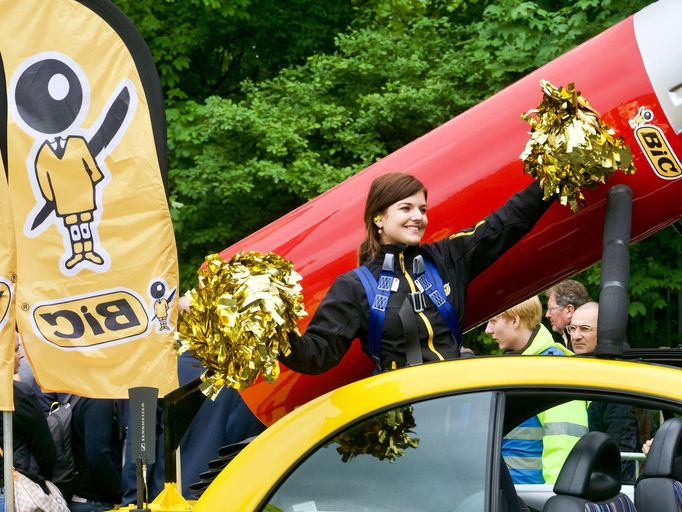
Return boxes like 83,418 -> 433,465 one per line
376,191 -> 427,246
360,173 -> 429,261
280,172 -> 554,373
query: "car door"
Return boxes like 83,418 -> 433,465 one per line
262,390 -> 506,512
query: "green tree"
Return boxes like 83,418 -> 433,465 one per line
116,0 -> 356,101
168,0 -> 651,288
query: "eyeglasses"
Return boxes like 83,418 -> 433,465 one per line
546,305 -> 565,311
566,324 -> 594,335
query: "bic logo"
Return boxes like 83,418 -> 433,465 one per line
0,278 -> 12,330
629,107 -> 681,180
31,289 -> 149,350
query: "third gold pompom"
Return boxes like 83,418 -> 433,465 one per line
520,80 -> 635,211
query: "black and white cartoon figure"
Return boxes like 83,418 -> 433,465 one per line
149,280 -> 175,332
9,52 -> 137,276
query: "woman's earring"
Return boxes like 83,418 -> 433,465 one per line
374,214 -> 382,233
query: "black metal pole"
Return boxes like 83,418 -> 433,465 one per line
132,458 -> 150,512
596,184 -> 633,357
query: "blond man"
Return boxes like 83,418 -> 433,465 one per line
486,296 -> 588,484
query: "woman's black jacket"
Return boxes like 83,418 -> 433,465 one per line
0,381 -> 56,484
282,181 -> 551,373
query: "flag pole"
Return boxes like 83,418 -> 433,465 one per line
2,411 -> 14,512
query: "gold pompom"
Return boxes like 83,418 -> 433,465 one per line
329,406 -> 420,463
520,80 -> 635,211
176,252 -> 307,397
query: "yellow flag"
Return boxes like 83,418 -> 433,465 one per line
1,0 -> 179,397
0,160 -> 17,411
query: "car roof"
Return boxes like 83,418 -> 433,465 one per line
194,356 -> 682,511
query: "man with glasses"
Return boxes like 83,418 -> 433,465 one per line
569,301 -> 640,481
567,301 -> 599,355
545,280 -> 591,348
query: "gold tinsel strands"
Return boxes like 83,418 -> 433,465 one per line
176,251 -> 307,398
330,406 -> 420,463
520,79 -> 635,211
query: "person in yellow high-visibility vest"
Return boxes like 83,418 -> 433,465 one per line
486,296 -> 588,484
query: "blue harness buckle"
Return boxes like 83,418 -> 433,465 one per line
414,273 -> 431,292
409,292 -> 425,313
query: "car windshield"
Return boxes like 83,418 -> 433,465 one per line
264,391 -> 495,512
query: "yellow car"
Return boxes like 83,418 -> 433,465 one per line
193,354 -> 682,511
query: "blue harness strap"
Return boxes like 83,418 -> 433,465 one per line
420,257 -> 462,348
354,253 -> 462,369
354,264 -> 393,369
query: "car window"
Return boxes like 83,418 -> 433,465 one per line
505,391 -> 674,512
264,391 -> 495,512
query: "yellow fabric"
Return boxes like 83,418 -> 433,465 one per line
1,0 -> 179,397
0,162 -> 17,410
35,137 -> 102,215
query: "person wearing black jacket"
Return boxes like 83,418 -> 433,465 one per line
1,381 -> 57,482
1,336 -> 57,509
282,172 -> 553,373
569,302 -> 640,481
68,398 -> 122,512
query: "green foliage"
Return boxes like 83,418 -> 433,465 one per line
464,326 -> 503,356
350,0 -> 492,29
459,0 -> 650,99
116,0 -> 355,102
166,0 -> 651,288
